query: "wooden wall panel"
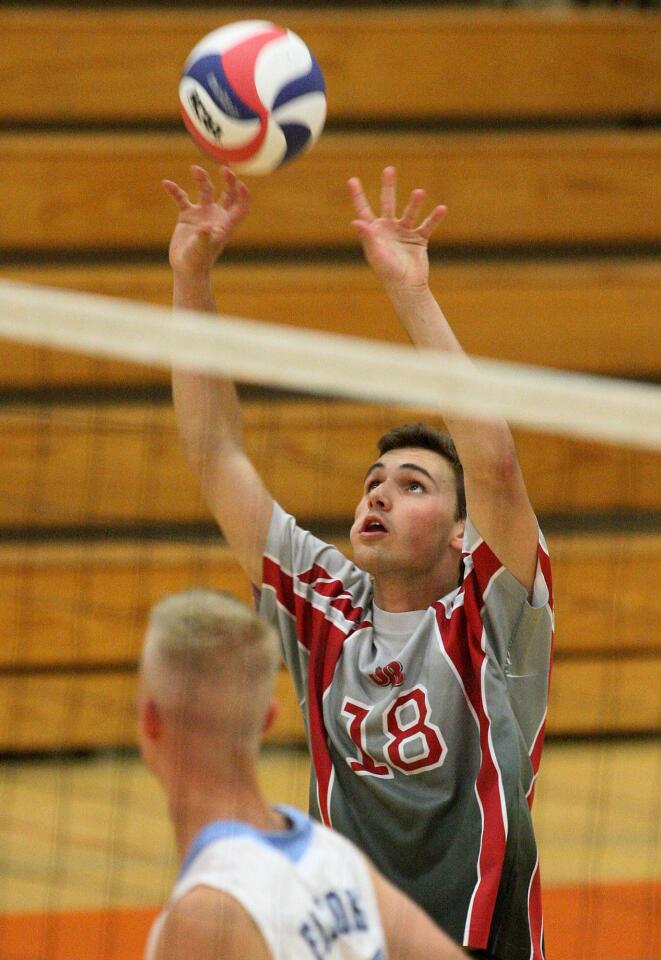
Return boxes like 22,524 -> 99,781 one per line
0,532 -> 658,669
0,668 -> 304,752
2,9 -> 659,121
1,131 -> 660,251
1,656 -> 656,751
2,258 -> 660,382
0,542 -> 250,668
0,401 -> 657,528
0,4 -> 658,757
548,658 -> 661,735
549,533 -> 661,656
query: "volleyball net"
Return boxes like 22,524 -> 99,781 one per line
0,274 -> 658,743
0,277 -> 658,958
1,279 -> 659,449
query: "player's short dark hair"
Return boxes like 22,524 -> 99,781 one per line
377,423 -> 466,520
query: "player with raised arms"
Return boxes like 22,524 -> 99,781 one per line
162,164 -> 554,960
139,587 -> 467,960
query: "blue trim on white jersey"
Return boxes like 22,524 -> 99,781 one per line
179,805 -> 313,878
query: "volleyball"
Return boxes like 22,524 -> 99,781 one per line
179,20 -> 327,175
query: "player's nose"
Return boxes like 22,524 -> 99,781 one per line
367,482 -> 390,510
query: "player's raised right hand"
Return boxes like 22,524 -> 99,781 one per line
162,165 -> 249,276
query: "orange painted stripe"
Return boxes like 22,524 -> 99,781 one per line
0,883 -> 658,960
543,882 -> 660,960
0,908 -> 157,960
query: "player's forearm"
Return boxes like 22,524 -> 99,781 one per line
386,282 -> 517,476
172,368 -> 244,465
385,282 -> 464,356
173,268 -> 217,316
171,269 -> 245,466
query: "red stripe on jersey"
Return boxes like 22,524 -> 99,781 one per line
537,544 -> 553,606
528,716 -> 547,810
528,537 -> 554,809
528,858 -> 545,959
306,606 -> 354,825
263,554 -> 299,624
298,564 -> 368,625
465,539 -> 503,596
436,575 -> 507,949
263,555 -> 368,644
262,555 -> 358,824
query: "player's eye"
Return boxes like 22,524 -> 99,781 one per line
407,481 -> 424,493
366,479 -> 381,492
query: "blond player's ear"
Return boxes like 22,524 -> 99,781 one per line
141,698 -> 163,743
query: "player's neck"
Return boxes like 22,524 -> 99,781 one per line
373,566 -> 458,612
167,760 -> 285,858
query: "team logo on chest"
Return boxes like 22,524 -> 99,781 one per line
368,660 -> 404,687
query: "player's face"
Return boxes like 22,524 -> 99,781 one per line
350,447 -> 463,577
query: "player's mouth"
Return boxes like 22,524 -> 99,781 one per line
359,515 -> 389,538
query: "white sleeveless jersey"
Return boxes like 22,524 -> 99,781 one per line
145,805 -> 387,960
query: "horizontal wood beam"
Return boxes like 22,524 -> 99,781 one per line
0,401 -> 657,528
547,657 -> 661,735
1,131 -> 660,251
0,668 -> 303,751
1,654 -> 657,751
0,532 -> 658,668
3,258 -> 660,380
3,9 -> 659,122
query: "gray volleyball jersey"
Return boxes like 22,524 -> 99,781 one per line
260,504 -> 554,960
145,805 -> 387,960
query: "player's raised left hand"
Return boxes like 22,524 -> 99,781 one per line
348,166 -> 446,291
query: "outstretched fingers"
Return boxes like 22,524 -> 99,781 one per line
219,165 -> 238,210
380,165 -> 397,219
235,179 -> 250,217
417,204 -> 448,239
161,179 -> 191,212
191,165 -> 215,207
218,166 -> 249,221
348,176 -> 375,223
400,188 -> 426,229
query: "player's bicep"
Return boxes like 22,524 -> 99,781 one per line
153,887 -> 270,960
200,448 -> 274,586
464,455 -> 539,598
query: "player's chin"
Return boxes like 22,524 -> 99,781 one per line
352,540 -> 388,575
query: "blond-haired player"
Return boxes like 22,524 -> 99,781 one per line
139,588 -> 466,960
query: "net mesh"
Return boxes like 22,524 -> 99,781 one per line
0,281 -> 658,960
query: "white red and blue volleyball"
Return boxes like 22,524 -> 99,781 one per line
179,20 -> 327,175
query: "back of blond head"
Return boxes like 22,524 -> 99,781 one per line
142,588 -> 281,745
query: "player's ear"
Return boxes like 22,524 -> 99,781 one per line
262,699 -> 278,734
141,698 -> 163,743
449,518 -> 465,554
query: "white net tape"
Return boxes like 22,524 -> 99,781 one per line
0,279 -> 659,451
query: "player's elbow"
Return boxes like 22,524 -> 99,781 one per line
469,432 -> 521,492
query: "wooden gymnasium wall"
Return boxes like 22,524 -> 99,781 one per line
0,5 -> 660,751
